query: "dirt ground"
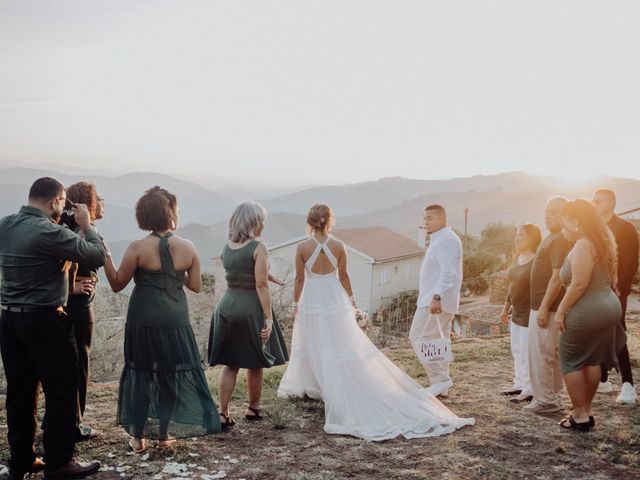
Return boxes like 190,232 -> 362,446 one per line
1,310 -> 639,480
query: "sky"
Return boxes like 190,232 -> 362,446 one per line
1,1 -> 639,186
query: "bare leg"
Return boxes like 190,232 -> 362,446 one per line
583,364 -> 601,417
218,366 -> 239,416
563,369 -> 591,423
246,368 -> 264,414
129,436 -> 146,453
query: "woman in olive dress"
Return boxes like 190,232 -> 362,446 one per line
555,199 -> 624,432
104,186 -> 220,453
208,202 -> 288,428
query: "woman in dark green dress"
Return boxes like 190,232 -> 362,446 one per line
104,187 -> 220,453
208,202 -> 288,428
555,199 -> 624,432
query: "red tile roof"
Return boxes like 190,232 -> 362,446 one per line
332,226 -> 425,263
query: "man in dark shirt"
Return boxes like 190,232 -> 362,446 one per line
593,189 -> 640,405
523,196 -> 571,414
0,178 -> 106,480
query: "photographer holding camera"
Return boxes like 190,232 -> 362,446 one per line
0,177 -> 106,480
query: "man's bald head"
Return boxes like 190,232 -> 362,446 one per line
545,196 -> 569,232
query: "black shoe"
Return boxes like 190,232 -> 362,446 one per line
558,415 -> 591,433
500,388 -> 522,396
509,395 -> 533,404
43,460 -> 101,480
245,406 -> 264,421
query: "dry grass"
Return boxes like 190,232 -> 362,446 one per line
1,313 -> 640,479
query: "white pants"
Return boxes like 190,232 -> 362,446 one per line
509,321 -> 532,395
409,308 -> 454,388
528,310 -> 563,406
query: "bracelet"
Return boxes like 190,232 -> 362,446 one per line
349,295 -> 356,303
292,302 -> 298,308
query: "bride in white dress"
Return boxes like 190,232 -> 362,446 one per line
277,204 -> 474,441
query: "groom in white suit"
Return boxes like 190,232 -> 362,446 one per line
409,204 -> 463,398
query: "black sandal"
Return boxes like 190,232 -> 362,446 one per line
219,413 -> 236,430
500,388 -> 522,397
509,395 -> 533,404
559,415 -> 591,432
245,406 -> 264,421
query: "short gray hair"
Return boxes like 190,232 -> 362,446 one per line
228,202 -> 267,242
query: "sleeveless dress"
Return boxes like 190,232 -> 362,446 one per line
277,236 -> 474,441
117,233 -> 221,439
208,239 -> 288,369
558,255 -> 625,374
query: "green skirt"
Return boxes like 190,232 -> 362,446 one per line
117,285 -> 221,439
208,288 -> 289,369
559,290 -> 624,374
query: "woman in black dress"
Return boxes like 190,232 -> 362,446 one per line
64,181 -> 105,441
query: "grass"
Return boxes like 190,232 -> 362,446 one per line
1,313 -> 640,479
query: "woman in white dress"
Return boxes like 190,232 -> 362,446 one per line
277,204 -> 474,441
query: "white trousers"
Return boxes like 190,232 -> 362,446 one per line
409,307 -> 454,388
528,310 -> 564,406
509,321 -> 532,395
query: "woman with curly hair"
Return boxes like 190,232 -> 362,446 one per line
555,199 -> 625,432
64,181 -> 105,441
104,186 -> 220,453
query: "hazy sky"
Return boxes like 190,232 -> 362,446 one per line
1,1 -> 639,186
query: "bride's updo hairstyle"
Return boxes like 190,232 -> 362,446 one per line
307,203 -> 334,234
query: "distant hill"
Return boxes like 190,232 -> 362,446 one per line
3,166 -> 639,260
341,181 -> 640,239
260,172 -> 558,216
0,167 -> 237,239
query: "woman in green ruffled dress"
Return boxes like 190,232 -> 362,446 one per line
104,187 -> 220,453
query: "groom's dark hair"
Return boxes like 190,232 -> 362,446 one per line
425,204 -> 446,214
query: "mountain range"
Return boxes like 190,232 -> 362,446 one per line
1,160 -> 638,271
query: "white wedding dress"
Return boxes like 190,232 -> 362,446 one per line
277,237 -> 475,441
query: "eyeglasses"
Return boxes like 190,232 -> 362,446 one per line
98,197 -> 105,203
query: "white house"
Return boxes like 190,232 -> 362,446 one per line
268,226 -> 426,313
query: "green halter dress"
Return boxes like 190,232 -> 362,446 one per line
558,257 -> 625,374
208,239 -> 288,368
117,232 -> 221,439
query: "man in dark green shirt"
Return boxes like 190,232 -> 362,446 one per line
0,177 -> 105,480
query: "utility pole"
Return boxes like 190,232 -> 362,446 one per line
463,206 -> 469,250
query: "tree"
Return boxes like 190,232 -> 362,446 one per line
201,272 -> 216,295
480,222 -> 516,258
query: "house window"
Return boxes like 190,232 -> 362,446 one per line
394,266 -> 399,275
380,269 -> 389,285
403,265 -> 412,279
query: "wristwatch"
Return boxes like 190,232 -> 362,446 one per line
433,294 -> 441,301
